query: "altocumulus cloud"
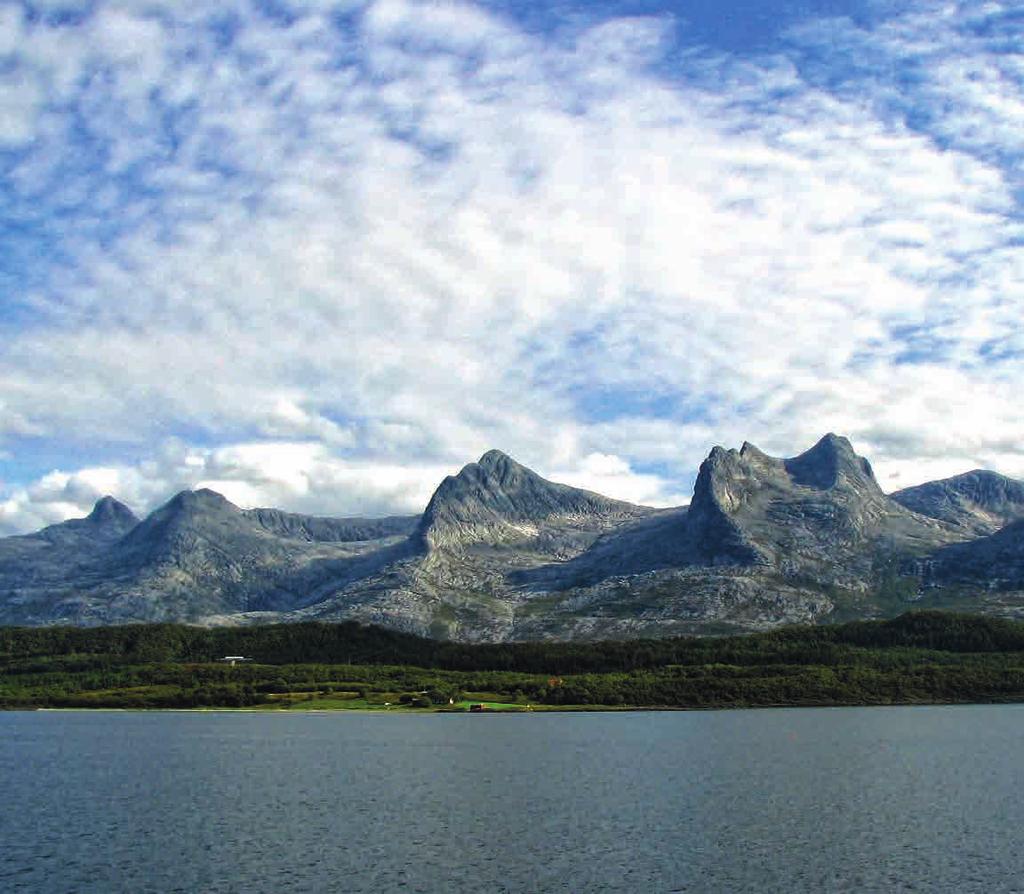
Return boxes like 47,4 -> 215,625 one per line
0,0 -> 1021,534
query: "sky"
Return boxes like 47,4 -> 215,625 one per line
0,0 -> 1022,534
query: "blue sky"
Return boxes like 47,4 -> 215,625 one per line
0,0 -> 1022,533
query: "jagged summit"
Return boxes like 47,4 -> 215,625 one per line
684,443 -> 770,563
126,488 -> 244,536
683,433 -> 942,572
123,488 -> 244,534
693,434 -> 880,509
739,441 -> 771,461
416,450 -> 646,550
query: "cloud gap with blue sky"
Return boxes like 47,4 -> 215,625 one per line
0,0 -> 1021,534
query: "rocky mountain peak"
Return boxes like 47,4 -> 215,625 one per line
87,496 -> 138,528
116,488 -> 245,564
783,433 -> 881,493
684,446 -> 767,563
694,445 -> 755,513
692,433 -> 883,514
684,433 -> 906,570
164,488 -> 236,513
470,449 -> 535,486
30,495 -> 139,547
477,448 -> 515,469
739,441 -> 771,461
415,451 -> 645,551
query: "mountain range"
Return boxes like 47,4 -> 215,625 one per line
2,434 -> 1023,640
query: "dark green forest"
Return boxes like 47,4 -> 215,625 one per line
4,611 -> 1024,711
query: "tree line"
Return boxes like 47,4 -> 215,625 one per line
4,610 -> 1024,673
4,611 -> 1024,711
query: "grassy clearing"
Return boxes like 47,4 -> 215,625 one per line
452,700 -> 527,711
241,689 -> 536,712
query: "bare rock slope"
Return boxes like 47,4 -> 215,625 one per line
501,434 -> 966,640
2,435 -> 1023,638
892,470 -> 1024,535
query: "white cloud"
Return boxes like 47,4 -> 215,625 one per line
0,437 -> 690,535
551,452 -> 688,507
0,0 -> 1022,534
0,439 -> 451,535
0,70 -> 42,147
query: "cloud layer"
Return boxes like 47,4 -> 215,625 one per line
0,0 -> 1021,533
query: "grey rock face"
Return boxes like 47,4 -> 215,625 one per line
783,433 -> 881,492
892,470 -> 1024,535
85,495 -> 139,529
243,508 -> 418,543
0,494 -> 137,579
34,496 -> 139,547
415,450 -> 646,550
682,434 -> 950,578
490,434 -> 968,641
117,489 -> 248,565
683,444 -> 771,565
0,491 -> 410,626
927,519 -> 1024,590
2,438 -> 1023,639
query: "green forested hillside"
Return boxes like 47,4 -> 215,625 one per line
3,612 -> 1024,711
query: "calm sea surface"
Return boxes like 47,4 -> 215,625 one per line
2,706 -> 1023,893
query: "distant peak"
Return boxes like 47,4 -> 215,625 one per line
194,487 -> 228,500
87,496 -> 137,525
694,433 -> 881,507
165,488 -> 236,512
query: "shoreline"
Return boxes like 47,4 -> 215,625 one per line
16,697 -> 1024,715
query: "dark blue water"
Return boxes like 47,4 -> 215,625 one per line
2,706 -> 1023,893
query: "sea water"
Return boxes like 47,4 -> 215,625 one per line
2,705 -> 1023,893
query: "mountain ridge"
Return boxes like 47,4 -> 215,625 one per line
2,436 -> 1022,639
892,470 -> 1024,535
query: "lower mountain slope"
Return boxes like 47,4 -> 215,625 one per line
926,519 -> 1024,592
